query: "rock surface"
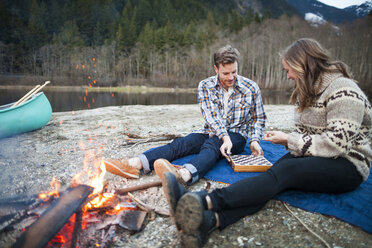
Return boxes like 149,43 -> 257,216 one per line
0,104 -> 371,247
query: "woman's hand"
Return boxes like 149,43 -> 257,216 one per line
264,131 -> 289,146
250,140 -> 263,156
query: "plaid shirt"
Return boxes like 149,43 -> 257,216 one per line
197,75 -> 266,142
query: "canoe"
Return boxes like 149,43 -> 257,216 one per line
0,92 -> 52,138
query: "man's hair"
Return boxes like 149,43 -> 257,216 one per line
214,45 -> 240,67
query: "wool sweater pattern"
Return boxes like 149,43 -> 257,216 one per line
287,72 -> 372,180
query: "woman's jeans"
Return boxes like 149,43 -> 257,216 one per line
139,132 -> 246,184
208,153 -> 363,229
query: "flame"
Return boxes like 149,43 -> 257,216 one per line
38,177 -> 60,200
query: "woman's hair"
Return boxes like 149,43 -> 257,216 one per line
282,38 -> 351,111
214,45 -> 240,68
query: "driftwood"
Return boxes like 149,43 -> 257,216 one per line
121,134 -> 183,147
128,193 -> 170,216
116,180 -> 162,195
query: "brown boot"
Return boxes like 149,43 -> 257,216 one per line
154,159 -> 184,182
103,158 -> 140,179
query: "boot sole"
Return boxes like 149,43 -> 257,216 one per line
161,173 -> 180,230
176,193 -> 203,247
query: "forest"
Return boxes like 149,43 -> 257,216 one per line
0,0 -> 371,98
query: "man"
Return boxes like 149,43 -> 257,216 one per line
104,45 -> 266,185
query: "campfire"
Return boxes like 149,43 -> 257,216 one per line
0,150 -> 168,248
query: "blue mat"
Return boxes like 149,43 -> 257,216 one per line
172,140 -> 372,233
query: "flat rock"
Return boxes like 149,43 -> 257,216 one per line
0,104 -> 370,248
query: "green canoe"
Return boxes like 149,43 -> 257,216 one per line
0,92 -> 52,138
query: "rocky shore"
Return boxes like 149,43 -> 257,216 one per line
0,104 -> 370,247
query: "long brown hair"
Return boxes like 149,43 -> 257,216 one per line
282,38 -> 351,111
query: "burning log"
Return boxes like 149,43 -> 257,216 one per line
70,211 -> 83,248
0,195 -> 49,234
12,184 -> 94,248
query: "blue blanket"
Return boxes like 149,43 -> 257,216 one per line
172,140 -> 372,234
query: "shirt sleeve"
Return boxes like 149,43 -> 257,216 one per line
198,82 -> 228,139
287,87 -> 366,157
249,87 -> 266,142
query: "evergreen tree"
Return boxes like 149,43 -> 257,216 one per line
182,21 -> 197,47
57,20 -> 85,47
138,22 -> 154,49
205,12 -> 217,44
27,0 -> 48,48
116,1 -> 137,52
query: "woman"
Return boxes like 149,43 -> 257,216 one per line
161,38 -> 372,247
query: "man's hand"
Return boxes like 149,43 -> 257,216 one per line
264,131 -> 288,146
220,135 -> 233,158
250,140 -> 263,156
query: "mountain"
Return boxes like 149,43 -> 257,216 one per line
234,0 -> 300,18
344,1 -> 372,17
286,0 -> 370,24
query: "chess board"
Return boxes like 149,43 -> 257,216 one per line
227,155 -> 273,172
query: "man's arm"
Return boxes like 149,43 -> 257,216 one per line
198,82 -> 228,139
249,87 -> 266,155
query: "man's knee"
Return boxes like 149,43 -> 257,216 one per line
201,136 -> 222,153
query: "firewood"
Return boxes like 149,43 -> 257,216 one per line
0,197 -> 46,234
121,134 -> 183,147
128,193 -> 153,212
127,193 -> 170,216
13,184 -> 94,248
117,210 -> 147,232
116,180 -> 162,195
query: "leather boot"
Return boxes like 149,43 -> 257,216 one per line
176,193 -> 217,247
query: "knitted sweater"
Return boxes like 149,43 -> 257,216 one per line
287,72 -> 372,180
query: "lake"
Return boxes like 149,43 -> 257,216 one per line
0,88 -> 290,112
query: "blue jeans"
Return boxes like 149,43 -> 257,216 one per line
138,132 -> 246,184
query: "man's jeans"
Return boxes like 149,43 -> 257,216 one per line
138,132 -> 246,184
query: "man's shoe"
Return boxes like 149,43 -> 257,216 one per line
103,158 -> 140,179
154,158 -> 183,182
161,172 -> 189,230
176,193 -> 217,248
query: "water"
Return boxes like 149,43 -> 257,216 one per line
0,88 -> 290,112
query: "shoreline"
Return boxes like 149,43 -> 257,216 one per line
0,104 -> 370,247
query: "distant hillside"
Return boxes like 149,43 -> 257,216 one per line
286,0 -> 367,23
345,1 -> 372,17
234,0 -> 300,17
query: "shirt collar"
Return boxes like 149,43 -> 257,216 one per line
213,74 -> 245,94
315,71 -> 343,95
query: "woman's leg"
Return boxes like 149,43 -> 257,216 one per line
209,153 -> 363,228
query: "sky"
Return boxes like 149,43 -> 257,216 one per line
317,0 -> 368,9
